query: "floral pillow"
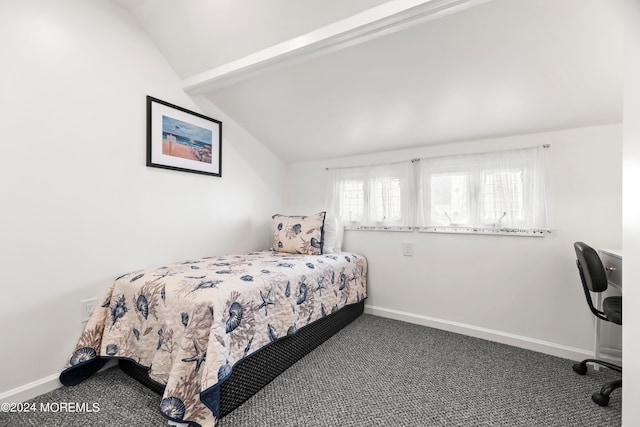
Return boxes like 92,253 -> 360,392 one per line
272,212 -> 326,255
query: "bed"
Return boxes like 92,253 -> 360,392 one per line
60,213 -> 367,427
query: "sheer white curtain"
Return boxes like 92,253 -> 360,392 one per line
417,147 -> 549,234
325,161 -> 415,228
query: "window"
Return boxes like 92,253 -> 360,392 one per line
430,172 -> 469,225
417,147 -> 548,234
483,169 -> 524,224
425,169 -> 525,227
326,146 -> 549,235
339,179 -> 364,223
372,177 -> 402,223
325,162 -> 414,228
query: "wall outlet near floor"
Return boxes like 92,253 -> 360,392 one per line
81,297 -> 98,323
402,242 -> 414,257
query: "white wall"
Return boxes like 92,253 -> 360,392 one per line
623,0 -> 640,422
287,124 -> 622,358
0,0 -> 286,397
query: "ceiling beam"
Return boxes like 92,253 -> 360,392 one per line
181,0 -> 492,94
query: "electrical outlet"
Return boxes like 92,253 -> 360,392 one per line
81,298 -> 98,323
402,242 -> 414,257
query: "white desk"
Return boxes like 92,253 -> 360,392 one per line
595,248 -> 622,365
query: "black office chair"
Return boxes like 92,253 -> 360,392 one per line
572,241 -> 622,406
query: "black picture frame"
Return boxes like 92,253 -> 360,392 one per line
146,96 -> 222,177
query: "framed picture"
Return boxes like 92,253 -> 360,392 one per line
146,96 -> 222,177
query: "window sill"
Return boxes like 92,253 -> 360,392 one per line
343,225 -> 551,237
344,225 -> 414,232
418,226 -> 549,237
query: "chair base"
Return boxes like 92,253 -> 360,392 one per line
572,359 -> 622,407
592,379 -> 622,407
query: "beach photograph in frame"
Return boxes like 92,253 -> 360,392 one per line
146,96 -> 222,177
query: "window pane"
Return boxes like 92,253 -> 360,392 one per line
483,169 -> 523,223
430,173 -> 469,225
339,180 -> 364,223
372,178 -> 401,223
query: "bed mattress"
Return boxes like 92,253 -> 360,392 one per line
60,250 -> 367,427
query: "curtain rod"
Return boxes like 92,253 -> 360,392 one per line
325,144 -> 550,170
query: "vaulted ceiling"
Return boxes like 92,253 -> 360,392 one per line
112,0 -> 624,163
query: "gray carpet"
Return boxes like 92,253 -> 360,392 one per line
0,314 -> 621,426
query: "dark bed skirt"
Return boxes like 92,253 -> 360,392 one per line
119,299 -> 365,418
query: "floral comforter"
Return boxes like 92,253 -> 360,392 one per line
60,251 -> 367,427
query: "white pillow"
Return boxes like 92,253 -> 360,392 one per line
323,216 -> 344,253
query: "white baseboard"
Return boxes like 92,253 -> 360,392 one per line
0,373 -> 62,405
0,359 -> 118,404
364,304 -> 592,361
